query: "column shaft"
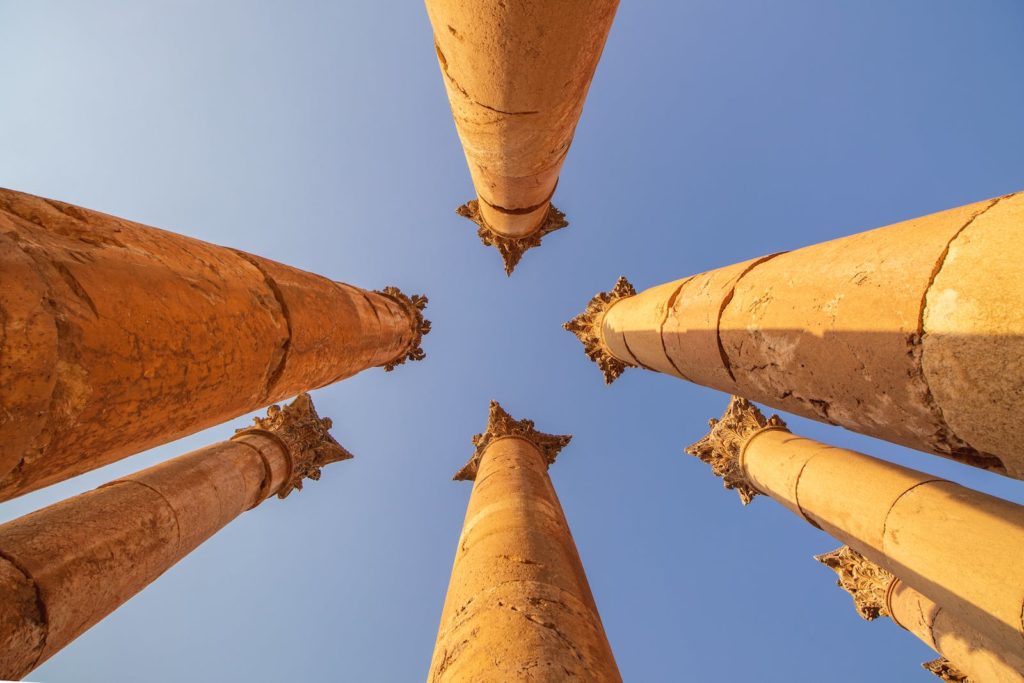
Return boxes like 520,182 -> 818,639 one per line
428,403 -> 619,681
0,394 -> 347,679
817,545 -> 1024,681
425,0 -> 618,272
687,398 -> 1024,672
572,191 -> 1024,478
742,427 -> 1024,655
0,187 -> 427,500
888,580 -> 1024,681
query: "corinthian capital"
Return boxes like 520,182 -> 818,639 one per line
455,401 -> 572,481
815,546 -> 895,621
376,286 -> 431,371
564,276 -> 637,384
685,396 -> 787,505
236,393 -> 353,498
456,200 -> 569,275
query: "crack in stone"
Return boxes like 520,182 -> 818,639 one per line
52,261 -> 99,318
231,251 -> 292,400
916,196 -> 1008,471
0,547 -> 48,674
435,43 -> 539,117
658,276 -> 696,382
716,252 -> 788,382
113,479 -> 183,552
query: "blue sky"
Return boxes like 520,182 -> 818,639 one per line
2,2 -> 1023,681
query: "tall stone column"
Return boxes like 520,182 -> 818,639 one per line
817,545 -> 1024,682
686,397 -> 1024,674
428,402 -> 620,681
425,0 -> 619,274
0,187 -> 429,500
0,394 -> 348,680
566,191 -> 1024,479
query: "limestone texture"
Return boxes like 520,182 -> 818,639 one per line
818,546 -> 1024,682
0,394 -> 348,679
688,398 -> 1024,676
425,0 -> 618,272
428,402 -> 620,682
573,192 -> 1024,478
0,187 -> 427,500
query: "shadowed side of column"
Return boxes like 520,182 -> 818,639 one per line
816,546 -> 1024,682
568,191 -> 1024,478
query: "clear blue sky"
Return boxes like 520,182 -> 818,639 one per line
2,2 -> 1023,681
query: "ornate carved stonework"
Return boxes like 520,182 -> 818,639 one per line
815,545 -> 895,620
375,287 -> 431,372
454,401 -> 572,481
563,276 -> 637,384
456,200 -> 569,275
235,393 -> 353,498
922,658 -> 971,682
685,396 -> 787,504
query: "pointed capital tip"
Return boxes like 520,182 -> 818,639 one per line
457,200 -> 568,276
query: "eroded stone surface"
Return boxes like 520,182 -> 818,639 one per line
0,187 -> 426,500
697,403 -> 1024,678
429,406 -> 620,682
922,193 -> 1024,477
426,0 -> 618,268
576,192 -> 1023,478
0,395 -> 347,679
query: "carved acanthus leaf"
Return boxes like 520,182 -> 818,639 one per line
684,396 -> 787,504
456,200 -> 568,275
563,276 -> 637,384
815,546 -> 895,621
922,658 -> 971,682
235,393 -> 353,498
375,286 -> 431,371
454,401 -> 572,481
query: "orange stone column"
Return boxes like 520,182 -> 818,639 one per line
817,546 -> 1024,682
428,402 -> 620,681
687,397 -> 1024,677
425,0 -> 619,273
0,187 -> 429,500
566,191 -> 1024,478
0,394 -> 349,680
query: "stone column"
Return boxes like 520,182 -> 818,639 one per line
428,402 -> 620,681
425,0 -> 619,274
566,191 -> 1024,479
817,545 -> 1024,682
686,397 -> 1024,674
0,393 -> 348,680
0,187 -> 429,500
